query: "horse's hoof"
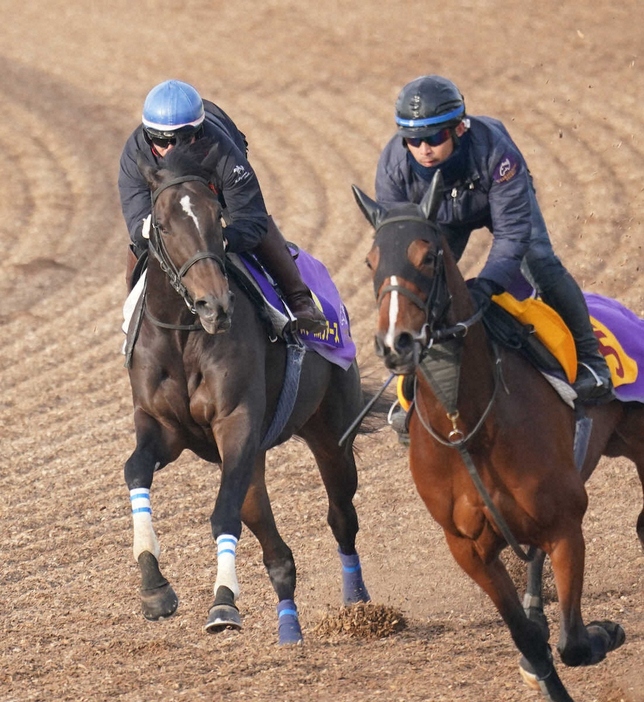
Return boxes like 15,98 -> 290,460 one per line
204,604 -> 242,633
277,598 -> 303,645
518,656 -> 540,691
586,620 -> 626,664
140,583 -> 179,621
339,552 -> 370,605
343,581 -> 371,605
278,615 -> 303,645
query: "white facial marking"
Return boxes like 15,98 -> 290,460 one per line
385,276 -> 400,349
180,195 -> 201,232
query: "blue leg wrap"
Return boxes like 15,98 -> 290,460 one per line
277,599 -> 302,645
339,549 -> 370,604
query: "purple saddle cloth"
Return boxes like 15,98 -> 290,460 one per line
506,273 -> 644,403
236,246 -> 356,371
585,292 -> 644,402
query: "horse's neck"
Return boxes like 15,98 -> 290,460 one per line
442,257 -> 497,409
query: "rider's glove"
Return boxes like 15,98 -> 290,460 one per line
468,277 -> 503,312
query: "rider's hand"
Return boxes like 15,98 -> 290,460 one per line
468,278 -> 503,312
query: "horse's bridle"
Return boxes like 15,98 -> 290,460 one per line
373,217 -> 483,348
148,175 -> 228,316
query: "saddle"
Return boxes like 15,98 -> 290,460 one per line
484,293 -> 576,383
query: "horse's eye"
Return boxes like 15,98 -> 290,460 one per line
422,252 -> 435,267
365,258 -> 373,271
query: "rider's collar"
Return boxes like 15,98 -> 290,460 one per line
408,131 -> 471,189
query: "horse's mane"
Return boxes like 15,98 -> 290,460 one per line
160,138 -> 217,181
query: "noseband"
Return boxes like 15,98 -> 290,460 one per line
149,175 -> 227,315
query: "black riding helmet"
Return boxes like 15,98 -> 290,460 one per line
395,75 -> 466,139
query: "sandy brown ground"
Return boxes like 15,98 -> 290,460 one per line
1,2 -> 644,701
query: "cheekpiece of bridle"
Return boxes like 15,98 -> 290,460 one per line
148,175 -> 227,315
373,216 -> 483,347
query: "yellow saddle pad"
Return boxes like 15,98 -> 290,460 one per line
491,292 -> 577,383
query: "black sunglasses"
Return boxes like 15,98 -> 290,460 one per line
405,128 -> 452,148
144,124 -> 203,150
149,135 -> 176,149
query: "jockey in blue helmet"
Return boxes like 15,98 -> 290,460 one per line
118,79 -> 327,333
141,79 -> 205,142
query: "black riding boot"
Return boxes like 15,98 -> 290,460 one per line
254,217 -> 327,333
540,273 -> 613,402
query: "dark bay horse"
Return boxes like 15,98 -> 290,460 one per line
124,142 -> 371,644
353,173 -> 644,702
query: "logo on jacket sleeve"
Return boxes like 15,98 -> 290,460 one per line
232,164 -> 251,185
493,153 -> 519,184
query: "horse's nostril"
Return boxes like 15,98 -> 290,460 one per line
195,292 -> 234,319
394,332 -> 415,354
195,299 -> 212,315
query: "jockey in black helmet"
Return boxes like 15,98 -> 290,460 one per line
375,74 -> 612,402
118,79 -> 327,334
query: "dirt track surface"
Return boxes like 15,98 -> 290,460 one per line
2,2 -> 644,701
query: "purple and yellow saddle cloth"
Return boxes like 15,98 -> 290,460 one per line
586,293 -> 644,402
235,246 -> 356,371
497,284 -> 644,403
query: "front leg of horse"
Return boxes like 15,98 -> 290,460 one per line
204,534 -> 242,633
446,534 -> 575,702
203,441 -> 258,635
240,466 -> 303,645
549,535 -> 625,668
124,433 -> 179,621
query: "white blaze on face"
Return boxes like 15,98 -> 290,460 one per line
384,275 -> 400,349
180,195 -> 200,232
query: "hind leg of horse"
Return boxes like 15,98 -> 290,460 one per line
238,455 -> 303,644
304,429 -> 370,604
298,364 -> 370,604
445,533 -> 574,702
519,549 -> 552,688
524,549 -> 550,637
124,412 -> 181,621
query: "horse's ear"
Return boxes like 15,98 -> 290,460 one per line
352,185 -> 386,229
420,170 -> 444,221
136,150 -> 163,191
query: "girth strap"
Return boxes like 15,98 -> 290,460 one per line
259,338 -> 306,451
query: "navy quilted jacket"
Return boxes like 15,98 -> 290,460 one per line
375,115 -> 545,290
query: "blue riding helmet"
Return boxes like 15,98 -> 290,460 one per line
142,79 -> 205,139
395,75 -> 466,139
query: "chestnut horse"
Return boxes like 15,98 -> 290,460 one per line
123,142 -> 373,644
353,173 -> 644,702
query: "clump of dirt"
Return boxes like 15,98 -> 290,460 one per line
312,603 -> 406,640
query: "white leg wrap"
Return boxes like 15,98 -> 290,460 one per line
214,534 -> 240,600
130,488 -> 160,561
